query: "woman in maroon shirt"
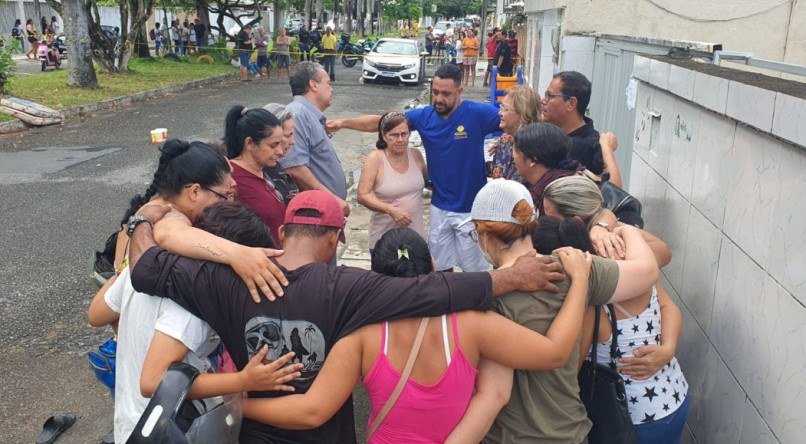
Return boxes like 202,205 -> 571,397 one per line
224,105 -> 287,245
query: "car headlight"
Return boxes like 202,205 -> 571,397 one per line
403,63 -> 416,69
365,60 -> 377,68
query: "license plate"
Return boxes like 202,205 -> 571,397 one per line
380,71 -> 396,77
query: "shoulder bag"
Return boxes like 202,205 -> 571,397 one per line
578,305 -> 638,444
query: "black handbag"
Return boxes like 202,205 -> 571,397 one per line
598,172 -> 644,229
578,305 -> 638,444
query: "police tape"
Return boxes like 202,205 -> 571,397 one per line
2,33 -> 497,62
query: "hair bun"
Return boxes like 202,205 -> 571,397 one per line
160,139 -> 191,160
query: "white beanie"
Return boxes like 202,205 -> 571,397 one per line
466,179 -> 536,225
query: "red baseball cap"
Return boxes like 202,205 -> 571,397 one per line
284,190 -> 345,229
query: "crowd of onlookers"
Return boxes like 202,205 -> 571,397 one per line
81,45 -> 689,442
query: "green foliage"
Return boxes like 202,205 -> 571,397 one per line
0,37 -> 15,94
435,0 -> 484,19
383,0 -> 423,22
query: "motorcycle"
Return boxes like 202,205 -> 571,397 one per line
37,39 -> 62,71
338,33 -> 363,67
357,36 -> 377,53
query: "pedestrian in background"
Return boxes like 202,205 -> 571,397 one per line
298,25 -> 312,61
40,16 -> 48,34
11,19 -> 25,54
255,27 -> 271,80
483,28 -> 500,87
235,24 -> 254,82
493,31 -> 513,76
462,29 -> 479,87
274,28 -> 292,81
182,20 -> 193,54
169,20 -> 180,55
320,27 -> 338,81
50,16 -> 60,35
194,18 -> 207,49
508,30 -> 519,66
25,18 -> 38,59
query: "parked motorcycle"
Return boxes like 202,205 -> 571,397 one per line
338,33 -> 363,67
37,39 -> 61,71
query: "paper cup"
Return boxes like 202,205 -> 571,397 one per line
150,128 -> 168,144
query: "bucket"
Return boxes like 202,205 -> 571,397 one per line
495,74 -> 518,102
150,128 -> 168,144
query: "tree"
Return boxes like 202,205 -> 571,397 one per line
435,0 -> 476,19
383,0 -> 422,22
44,0 -> 98,87
208,0 -> 270,42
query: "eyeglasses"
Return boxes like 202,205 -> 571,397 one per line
544,90 -> 572,101
386,131 -> 410,140
202,186 -> 235,201
499,103 -> 511,112
469,228 -> 479,243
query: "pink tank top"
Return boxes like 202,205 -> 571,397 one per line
363,314 -> 477,443
368,148 -> 425,248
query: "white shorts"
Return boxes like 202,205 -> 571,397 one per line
429,206 -> 491,272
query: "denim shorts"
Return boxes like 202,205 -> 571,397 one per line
634,396 -> 690,444
256,55 -> 269,68
237,50 -> 251,66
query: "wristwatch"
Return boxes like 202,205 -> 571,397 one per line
595,221 -> 611,231
126,215 -> 154,237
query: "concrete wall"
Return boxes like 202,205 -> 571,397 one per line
629,55 -> 806,443
525,0 -> 806,66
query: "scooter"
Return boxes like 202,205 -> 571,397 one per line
37,39 -> 61,71
338,33 -> 363,68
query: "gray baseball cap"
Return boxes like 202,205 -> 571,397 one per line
460,179 -> 536,226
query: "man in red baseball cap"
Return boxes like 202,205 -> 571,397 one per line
126,193 -> 565,443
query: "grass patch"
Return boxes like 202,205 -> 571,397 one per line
2,57 -> 232,114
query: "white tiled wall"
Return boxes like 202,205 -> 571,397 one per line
630,56 -> 806,444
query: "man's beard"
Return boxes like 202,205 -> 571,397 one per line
435,102 -> 454,116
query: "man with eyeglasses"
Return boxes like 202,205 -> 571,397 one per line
541,71 -> 615,177
282,62 -> 350,218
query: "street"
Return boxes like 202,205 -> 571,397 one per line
0,70 -> 422,443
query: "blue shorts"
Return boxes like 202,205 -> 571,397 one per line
238,50 -> 251,66
256,55 -> 269,68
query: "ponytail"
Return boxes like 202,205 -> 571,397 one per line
224,105 -> 281,159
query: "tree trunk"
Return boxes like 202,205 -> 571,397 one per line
333,0 -> 340,31
196,0 -> 211,35
130,0 -> 151,58
62,0 -> 98,88
315,0 -> 324,28
344,0 -> 352,34
304,0 -> 312,28
356,0 -> 363,36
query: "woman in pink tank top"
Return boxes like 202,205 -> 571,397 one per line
239,227 -> 594,442
358,112 -> 428,249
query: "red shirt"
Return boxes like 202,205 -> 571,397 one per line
486,38 -> 498,59
231,162 -> 286,246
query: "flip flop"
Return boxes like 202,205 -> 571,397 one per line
100,428 -> 114,444
35,412 -> 76,444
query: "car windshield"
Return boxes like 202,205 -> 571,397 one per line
372,41 -> 418,56
435,22 -> 449,30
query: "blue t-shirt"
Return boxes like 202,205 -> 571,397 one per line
406,101 -> 501,213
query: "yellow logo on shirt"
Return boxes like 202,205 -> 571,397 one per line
454,125 -> 468,139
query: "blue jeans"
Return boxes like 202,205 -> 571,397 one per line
635,396 -> 690,444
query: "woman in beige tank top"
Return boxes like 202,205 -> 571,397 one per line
358,112 -> 428,249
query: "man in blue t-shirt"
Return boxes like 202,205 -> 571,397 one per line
328,64 -> 501,271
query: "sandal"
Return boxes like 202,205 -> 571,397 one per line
36,412 -> 76,444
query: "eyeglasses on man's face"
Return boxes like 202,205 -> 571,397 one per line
544,90 -> 572,101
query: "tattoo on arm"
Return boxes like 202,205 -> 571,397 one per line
197,243 -> 223,258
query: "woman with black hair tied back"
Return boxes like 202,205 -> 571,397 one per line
357,111 -> 428,251
224,105 -> 287,244
512,122 -> 583,214
88,139 -> 289,443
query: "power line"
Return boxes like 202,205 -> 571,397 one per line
643,0 -> 791,23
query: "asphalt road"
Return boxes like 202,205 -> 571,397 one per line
0,68 -> 421,443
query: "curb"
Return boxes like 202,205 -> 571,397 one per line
0,72 -> 237,134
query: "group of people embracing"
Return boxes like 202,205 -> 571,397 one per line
87,60 -> 688,444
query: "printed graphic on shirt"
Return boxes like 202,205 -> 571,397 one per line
244,316 -> 326,381
454,125 -> 468,139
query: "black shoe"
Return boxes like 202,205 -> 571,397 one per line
92,252 -> 115,287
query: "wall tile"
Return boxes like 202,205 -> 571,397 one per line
680,207 -> 722,332
723,127 -> 782,268
649,59 -> 671,90
661,184 -> 691,292
627,151 -> 649,201
673,284 -> 711,428
771,93 -> 806,147
666,100 -> 701,200
739,400 -> 778,444
692,71 -> 729,115
640,160 -> 668,236
632,85 -> 655,162
768,143 -> 806,304
690,112 -> 735,229
633,56 -> 650,82
690,346 -> 746,443
668,64 -> 696,101
726,81 -> 776,133
745,276 -> 806,443
645,89 -> 675,177
709,238 -> 764,385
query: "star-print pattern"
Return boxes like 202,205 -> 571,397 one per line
587,288 -> 688,425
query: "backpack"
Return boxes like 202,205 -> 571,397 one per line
149,28 -> 156,40
12,27 -> 20,37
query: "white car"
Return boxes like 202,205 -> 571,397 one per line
362,38 -> 425,85
432,21 -> 451,38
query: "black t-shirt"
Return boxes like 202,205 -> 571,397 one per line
130,247 -> 493,443
568,116 -> 604,174
194,23 -> 206,40
236,30 -> 253,51
264,165 -> 299,204
494,40 -> 513,75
